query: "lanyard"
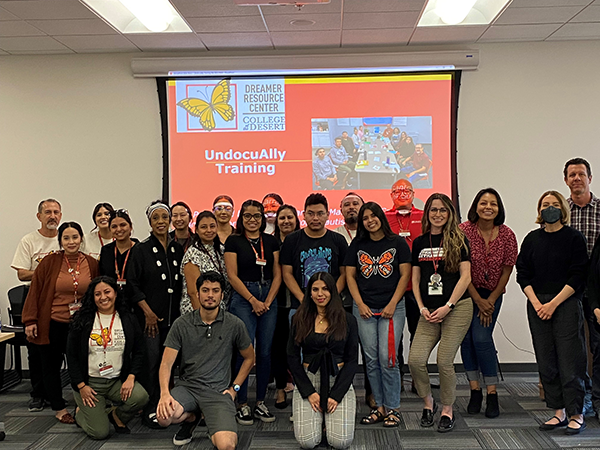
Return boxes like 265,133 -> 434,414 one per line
64,253 -> 83,300
199,243 -> 223,273
96,312 -> 116,352
343,224 -> 354,241
372,312 -> 396,368
428,234 -> 443,275
396,211 -> 411,233
245,233 -> 264,260
114,243 -> 133,282
98,233 -> 114,247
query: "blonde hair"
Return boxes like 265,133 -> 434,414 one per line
421,193 -> 468,273
535,190 -> 570,226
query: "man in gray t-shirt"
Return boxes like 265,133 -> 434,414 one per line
156,271 -> 254,448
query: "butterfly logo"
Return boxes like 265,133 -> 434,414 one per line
177,79 -> 235,131
358,248 -> 396,278
90,327 -> 111,347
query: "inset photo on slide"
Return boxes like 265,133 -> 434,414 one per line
311,117 -> 433,191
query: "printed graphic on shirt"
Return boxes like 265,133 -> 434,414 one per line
358,248 -> 396,278
301,246 -> 332,287
34,250 -> 56,264
89,326 -> 125,353
418,247 -> 445,261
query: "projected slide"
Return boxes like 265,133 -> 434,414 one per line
166,73 -> 454,225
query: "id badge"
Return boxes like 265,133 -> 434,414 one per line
256,258 -> 267,266
117,280 -> 126,288
428,281 -> 443,296
399,231 -> 410,238
69,302 -> 82,316
99,363 -> 114,377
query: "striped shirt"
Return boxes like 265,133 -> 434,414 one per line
568,192 -> 600,256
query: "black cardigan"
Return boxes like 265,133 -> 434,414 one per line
66,311 -> 145,392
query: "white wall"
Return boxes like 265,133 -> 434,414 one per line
1,41 -> 599,366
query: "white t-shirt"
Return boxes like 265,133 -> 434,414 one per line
333,225 -> 356,245
11,230 -> 60,273
88,312 -> 125,379
83,230 -> 114,260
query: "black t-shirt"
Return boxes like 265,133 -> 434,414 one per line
280,229 -> 348,289
412,232 -> 470,309
224,233 -> 279,282
345,235 -> 412,309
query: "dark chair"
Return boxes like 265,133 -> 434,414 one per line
7,285 -> 28,380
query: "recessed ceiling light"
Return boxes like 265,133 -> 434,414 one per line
290,19 -> 316,26
80,0 -> 192,33
418,0 -> 510,27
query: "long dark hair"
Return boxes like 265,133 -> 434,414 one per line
71,276 -> 129,331
356,201 -> 395,242
193,210 -> 222,255
467,188 -> 506,226
293,272 -> 347,344
273,204 -> 300,240
235,200 -> 266,234
91,203 -> 115,231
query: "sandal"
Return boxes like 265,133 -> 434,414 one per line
565,418 -> 586,435
539,415 -> 567,431
57,412 -> 76,424
360,408 -> 385,425
383,410 -> 402,428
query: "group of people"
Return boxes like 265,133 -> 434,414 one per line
10,156 -> 600,448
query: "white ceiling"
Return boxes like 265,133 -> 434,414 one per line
0,0 -> 599,55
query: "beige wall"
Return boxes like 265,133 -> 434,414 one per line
1,41 -> 599,365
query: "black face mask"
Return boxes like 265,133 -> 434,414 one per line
541,206 -> 562,224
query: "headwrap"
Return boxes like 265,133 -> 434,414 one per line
146,202 -> 171,221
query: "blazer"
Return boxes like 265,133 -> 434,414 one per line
66,310 -> 145,391
22,251 -> 99,345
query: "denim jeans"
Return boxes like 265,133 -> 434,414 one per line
229,280 -> 277,404
353,300 -> 405,409
460,288 -> 503,385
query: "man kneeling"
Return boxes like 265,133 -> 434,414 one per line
156,271 -> 255,448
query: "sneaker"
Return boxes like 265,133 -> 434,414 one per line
173,414 -> 200,446
236,405 -> 254,426
254,402 -> 276,423
28,397 -> 44,412
142,412 -> 163,429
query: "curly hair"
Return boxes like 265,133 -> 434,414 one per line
71,276 -> 129,332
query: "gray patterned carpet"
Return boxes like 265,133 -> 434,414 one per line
1,372 -> 598,449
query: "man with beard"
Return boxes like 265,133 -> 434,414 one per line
11,198 -> 62,412
334,192 -> 364,244
281,193 -> 348,303
157,271 -> 254,449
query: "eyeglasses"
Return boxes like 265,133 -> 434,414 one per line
242,213 -> 263,221
392,189 -> 413,195
214,206 -> 233,212
430,208 -> 448,215
305,211 -> 327,218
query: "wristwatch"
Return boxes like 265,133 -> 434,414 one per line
446,301 -> 455,310
233,384 -> 241,392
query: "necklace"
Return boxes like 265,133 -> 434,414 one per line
317,314 -> 326,324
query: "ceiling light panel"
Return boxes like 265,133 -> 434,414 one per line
80,0 -> 192,33
418,0 -> 511,27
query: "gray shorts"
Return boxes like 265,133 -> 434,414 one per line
171,385 -> 237,435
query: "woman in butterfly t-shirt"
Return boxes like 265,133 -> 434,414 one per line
408,193 -> 472,433
345,202 -> 411,428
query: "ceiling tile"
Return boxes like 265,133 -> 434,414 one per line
265,13 -> 340,32
495,6 -> 584,24
0,6 -> 19,21
547,22 -> 600,39
54,34 -> 139,52
198,32 -> 272,50
344,11 -> 420,29
509,0 -> 590,6
188,15 -> 266,33
0,35 -> 71,52
571,6 -> 600,23
0,20 -> 45,37
127,33 -> 206,51
27,19 -> 117,36
261,0 -> 341,15
344,0 -> 426,13
342,28 -> 412,46
172,0 -> 260,18
0,0 -> 97,20
478,23 -> 562,41
271,30 -> 340,48
410,25 -> 487,44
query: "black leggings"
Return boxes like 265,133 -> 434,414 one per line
35,320 -> 69,411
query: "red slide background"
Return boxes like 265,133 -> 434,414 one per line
167,74 -> 452,225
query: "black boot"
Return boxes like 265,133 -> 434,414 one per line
467,389 -> 483,414
485,392 -> 500,418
